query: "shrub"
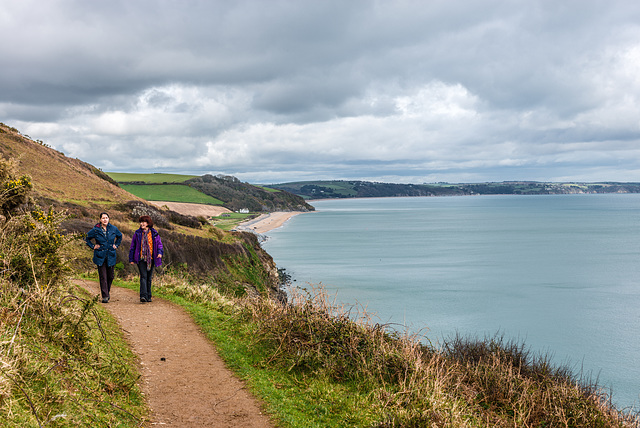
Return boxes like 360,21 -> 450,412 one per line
0,157 -> 32,216
5,206 -> 72,289
240,285 -> 640,427
164,209 -> 201,229
125,200 -> 172,229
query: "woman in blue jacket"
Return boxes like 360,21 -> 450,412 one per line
85,212 -> 123,303
129,215 -> 163,303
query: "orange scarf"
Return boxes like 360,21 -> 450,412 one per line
140,230 -> 153,260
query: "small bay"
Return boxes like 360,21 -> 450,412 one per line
263,194 -> 640,410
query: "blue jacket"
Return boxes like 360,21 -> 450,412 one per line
129,227 -> 164,267
85,223 -> 123,267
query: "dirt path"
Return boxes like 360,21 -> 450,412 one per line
73,279 -> 274,427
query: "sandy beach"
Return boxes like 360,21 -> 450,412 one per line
151,201 -> 232,217
236,211 -> 307,234
151,201 -> 306,234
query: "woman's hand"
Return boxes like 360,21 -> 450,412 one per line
157,254 -> 163,258
112,244 -> 117,249
130,262 -> 135,265
94,244 -> 100,250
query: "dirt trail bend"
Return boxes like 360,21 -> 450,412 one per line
74,279 -> 274,428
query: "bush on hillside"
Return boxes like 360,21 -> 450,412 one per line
0,158 -> 32,217
125,200 -> 172,229
6,207 -> 72,288
119,200 -> 202,229
0,157 -> 70,289
241,285 -> 639,427
164,209 -> 202,229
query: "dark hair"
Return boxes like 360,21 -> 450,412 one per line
99,212 -> 109,219
138,215 -> 153,228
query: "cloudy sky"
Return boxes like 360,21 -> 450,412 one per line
2,0 -> 640,184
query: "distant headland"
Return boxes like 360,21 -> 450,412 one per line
270,180 -> 640,200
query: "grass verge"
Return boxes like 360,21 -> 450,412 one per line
210,212 -> 256,230
0,279 -> 147,427
109,274 -> 640,427
108,275 -> 380,427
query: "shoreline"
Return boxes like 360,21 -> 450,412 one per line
151,201 -> 231,216
147,201 -> 307,234
236,211 -> 307,234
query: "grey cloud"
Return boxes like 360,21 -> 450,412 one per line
4,0 -> 640,183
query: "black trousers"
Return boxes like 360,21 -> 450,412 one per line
97,261 -> 115,299
138,261 -> 155,300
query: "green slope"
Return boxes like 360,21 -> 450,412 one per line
107,172 -> 198,183
121,184 -> 223,204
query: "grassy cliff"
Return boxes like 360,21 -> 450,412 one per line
0,123 -> 280,295
0,123 -> 137,206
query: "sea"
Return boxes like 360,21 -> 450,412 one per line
262,194 -> 640,410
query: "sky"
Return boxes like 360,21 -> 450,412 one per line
2,0 -> 640,184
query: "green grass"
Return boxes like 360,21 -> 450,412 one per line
256,186 -> 281,193
0,281 -> 148,427
211,213 -> 255,230
107,172 -> 198,183
121,184 -> 223,205
109,276 -> 379,427
182,299 -> 379,427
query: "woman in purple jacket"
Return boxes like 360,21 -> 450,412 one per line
129,215 -> 163,303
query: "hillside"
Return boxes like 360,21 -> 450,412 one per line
108,171 -> 315,213
0,123 -> 281,292
186,174 -> 314,212
0,123 -> 139,205
273,180 -> 640,199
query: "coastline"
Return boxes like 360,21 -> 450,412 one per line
151,201 -> 231,216
236,211 -> 307,234
147,201 -> 307,234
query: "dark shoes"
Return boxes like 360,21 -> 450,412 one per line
101,297 -> 109,303
140,297 -> 147,303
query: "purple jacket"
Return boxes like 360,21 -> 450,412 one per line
129,227 -> 164,267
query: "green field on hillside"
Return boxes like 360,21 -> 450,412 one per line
107,172 -> 199,183
256,185 -> 281,193
121,184 -> 223,205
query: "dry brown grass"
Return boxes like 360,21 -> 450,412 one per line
0,123 -> 140,205
239,285 -> 639,427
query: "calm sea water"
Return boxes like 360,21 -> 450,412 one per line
262,194 -> 640,410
